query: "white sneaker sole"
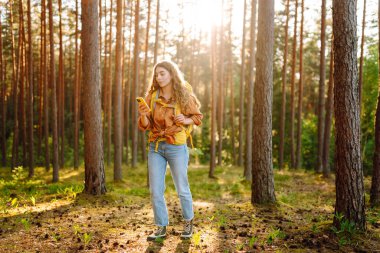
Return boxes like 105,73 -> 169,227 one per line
147,234 -> 166,241
180,234 -> 192,239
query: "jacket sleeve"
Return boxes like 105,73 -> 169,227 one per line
138,93 -> 153,131
184,94 -> 203,126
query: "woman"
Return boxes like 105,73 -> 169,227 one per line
138,60 -> 203,240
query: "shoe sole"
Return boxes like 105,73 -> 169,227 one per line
147,235 -> 166,241
180,234 -> 192,239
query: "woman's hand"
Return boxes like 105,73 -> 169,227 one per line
174,114 -> 193,125
138,103 -> 150,117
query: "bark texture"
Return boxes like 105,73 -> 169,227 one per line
251,0 -> 276,204
333,0 -> 365,230
82,0 -> 107,195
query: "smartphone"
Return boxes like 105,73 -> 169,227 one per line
136,97 -> 151,111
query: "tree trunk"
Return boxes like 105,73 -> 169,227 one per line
359,0 -> 367,167
102,0 -> 107,151
153,0 -> 160,65
251,0 -> 276,204
142,0 -> 151,163
113,0 -> 123,181
42,0 -> 50,172
244,0 -> 257,181
217,2 -> 225,166
11,0 -> 21,171
99,0 -> 102,62
125,0 -> 134,164
82,0 -> 107,195
38,0 -> 45,159
333,0 -> 365,230
279,0 -> 290,170
27,0 -> 34,177
209,26 -> 217,178
49,0 -> 59,182
58,0 -> 65,169
0,14 -> 5,167
295,0 -> 304,169
238,0 -> 247,167
322,41 -> 334,178
74,0 -> 80,169
106,0 -> 113,166
370,0 -> 380,207
316,0 -> 327,173
131,0 -> 140,168
19,2 -> 26,168
358,0 -> 366,108
228,0 -> 236,165
121,0 -> 127,165
289,0 -> 298,169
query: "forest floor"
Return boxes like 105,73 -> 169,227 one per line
0,163 -> 379,253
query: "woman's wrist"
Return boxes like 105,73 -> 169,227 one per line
184,117 -> 194,125
140,114 -> 150,127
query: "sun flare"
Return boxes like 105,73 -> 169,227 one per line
160,0 -> 244,43
186,0 -> 223,30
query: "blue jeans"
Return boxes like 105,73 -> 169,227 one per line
148,142 -> 194,226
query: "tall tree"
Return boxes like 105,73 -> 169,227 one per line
11,0 -> 21,170
209,25 -> 217,179
289,0 -> 298,169
279,0 -> 290,170
81,0 -> 107,195
49,0 -> 59,182
333,0 -> 365,230
58,0 -> 65,168
316,0 -> 327,173
37,0 -> 45,158
125,0 -> 134,164
27,0 -> 34,177
238,0 -> 247,167
217,1 -> 225,166
244,0 -> 257,181
153,0 -> 160,65
358,0 -> 366,107
370,0 -> 380,207
74,0 -> 80,169
43,0 -> 49,172
295,0 -> 304,169
19,3 -> 26,167
121,0 -> 127,164
0,11 -> 6,167
322,41 -> 334,178
131,0 -> 140,168
142,0 -> 152,162
106,0 -> 114,166
227,0 -> 236,164
113,0 -> 123,181
102,0 -> 108,149
251,0 -> 275,204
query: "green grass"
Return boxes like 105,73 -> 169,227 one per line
0,163 -> 379,252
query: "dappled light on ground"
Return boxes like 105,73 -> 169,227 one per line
0,165 -> 379,252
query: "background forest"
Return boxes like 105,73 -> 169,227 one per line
0,0 -> 378,175
0,0 -> 380,252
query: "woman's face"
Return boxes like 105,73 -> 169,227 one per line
155,66 -> 172,88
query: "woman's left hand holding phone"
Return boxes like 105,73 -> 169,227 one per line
138,103 -> 150,116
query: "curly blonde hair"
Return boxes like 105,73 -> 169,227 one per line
146,60 -> 200,111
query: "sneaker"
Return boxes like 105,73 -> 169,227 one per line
180,220 -> 193,239
147,226 -> 166,241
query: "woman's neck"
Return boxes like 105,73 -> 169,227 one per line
160,84 -> 173,99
